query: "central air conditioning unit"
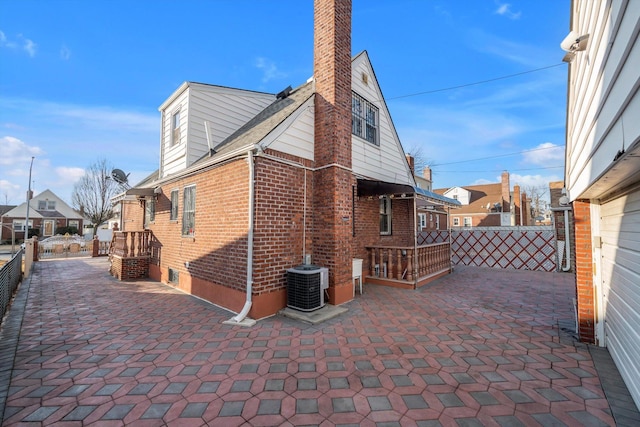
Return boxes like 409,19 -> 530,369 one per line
286,265 -> 329,311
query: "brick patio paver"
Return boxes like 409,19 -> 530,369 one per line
0,258 -> 638,425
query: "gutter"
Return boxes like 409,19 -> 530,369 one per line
550,206 -> 572,272
225,148 -> 257,326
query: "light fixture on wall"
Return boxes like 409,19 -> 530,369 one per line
561,31 -> 589,63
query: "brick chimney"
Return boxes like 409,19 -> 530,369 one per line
501,171 -> 510,213
423,166 -> 432,182
313,0 -> 353,305
406,155 -> 415,175
513,185 -> 521,226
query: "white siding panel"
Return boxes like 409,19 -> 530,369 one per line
187,87 -> 274,167
351,54 -> 413,186
267,105 -> 315,160
161,89 -> 190,176
600,189 -> 640,406
566,2 -> 640,199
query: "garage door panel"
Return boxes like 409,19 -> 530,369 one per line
600,188 -> 640,407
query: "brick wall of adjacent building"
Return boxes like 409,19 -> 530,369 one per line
573,199 -> 595,343
312,0 -> 353,305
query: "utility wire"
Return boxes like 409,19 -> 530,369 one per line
436,165 -> 564,173
388,63 -> 565,100
431,145 -> 565,167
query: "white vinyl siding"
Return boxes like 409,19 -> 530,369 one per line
599,190 -> 640,406
565,2 -> 640,199
261,98 -> 315,160
160,83 -> 274,178
350,53 -> 414,186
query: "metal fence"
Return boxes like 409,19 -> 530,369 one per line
38,235 -> 92,259
1,250 -> 22,326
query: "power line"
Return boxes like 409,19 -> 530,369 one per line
431,145 -> 565,167
435,165 -> 564,173
388,63 -> 565,100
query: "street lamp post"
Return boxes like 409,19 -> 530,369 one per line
24,156 -> 34,244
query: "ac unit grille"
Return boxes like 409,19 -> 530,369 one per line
287,266 -> 328,312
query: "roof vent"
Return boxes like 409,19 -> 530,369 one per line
276,85 -> 292,100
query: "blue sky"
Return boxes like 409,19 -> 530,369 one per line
1,0 -> 568,206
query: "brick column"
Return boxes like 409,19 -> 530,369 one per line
313,0 -> 353,305
573,199 -> 595,343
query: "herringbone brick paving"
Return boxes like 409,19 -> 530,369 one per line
0,258 -> 622,425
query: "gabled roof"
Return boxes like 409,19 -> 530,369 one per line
136,81 -> 315,190
434,182 -> 503,214
1,189 -> 82,220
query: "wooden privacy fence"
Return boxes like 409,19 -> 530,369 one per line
419,226 -> 557,272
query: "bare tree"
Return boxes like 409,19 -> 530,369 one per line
522,184 -> 548,222
71,158 -> 120,235
405,144 -> 432,177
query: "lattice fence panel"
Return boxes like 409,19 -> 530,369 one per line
451,227 -> 556,272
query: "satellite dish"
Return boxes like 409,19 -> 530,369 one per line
111,169 -> 130,189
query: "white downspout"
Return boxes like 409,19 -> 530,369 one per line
550,206 -> 572,272
230,149 -> 256,324
562,208 -> 572,272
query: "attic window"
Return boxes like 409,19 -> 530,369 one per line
172,110 -> 181,145
38,200 -> 56,210
352,92 -> 379,146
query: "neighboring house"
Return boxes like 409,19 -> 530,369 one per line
433,172 -> 530,227
413,166 -> 447,232
115,0 -> 459,320
0,189 -> 84,241
563,1 -> 640,406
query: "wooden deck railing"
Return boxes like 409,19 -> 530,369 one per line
110,231 -> 152,258
365,242 -> 451,288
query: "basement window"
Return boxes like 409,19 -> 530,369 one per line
352,92 -> 379,146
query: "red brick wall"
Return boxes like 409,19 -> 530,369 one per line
354,196 -> 414,273
252,152 -> 314,304
121,200 -> 145,231
313,0 -> 353,304
573,199 -> 595,343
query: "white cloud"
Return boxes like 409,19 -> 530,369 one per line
254,57 -> 287,83
0,30 -> 36,57
22,37 -> 36,57
495,2 -> 521,20
0,99 -> 159,204
522,142 -> 564,165
60,45 -> 71,60
0,136 -> 44,167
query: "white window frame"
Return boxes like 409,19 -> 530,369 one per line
435,215 -> 440,230
145,198 -> 156,228
418,213 -> 427,231
453,217 -> 460,227
380,196 -> 391,235
12,220 -> 33,232
352,92 -> 379,146
171,109 -> 181,145
463,217 -> 472,227
182,185 -> 196,236
68,220 -> 79,232
170,189 -> 179,221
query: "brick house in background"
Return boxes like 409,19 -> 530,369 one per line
114,0 -> 459,321
562,0 -> 640,406
433,171 -> 530,228
1,189 -> 84,242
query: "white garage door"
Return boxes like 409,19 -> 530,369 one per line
600,189 -> 640,406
